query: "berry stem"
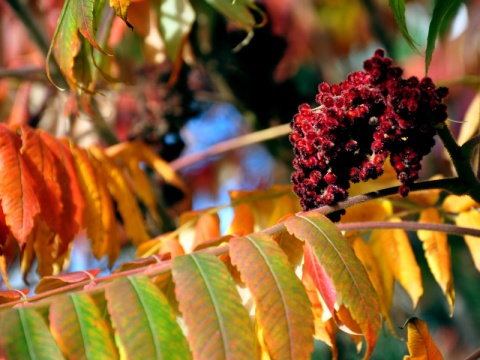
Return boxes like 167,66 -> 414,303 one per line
436,123 -> 480,201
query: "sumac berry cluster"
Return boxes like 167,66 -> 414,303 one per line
290,49 -> 448,221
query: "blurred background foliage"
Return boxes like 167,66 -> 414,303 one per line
1,0 -> 480,358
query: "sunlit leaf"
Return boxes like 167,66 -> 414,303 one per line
35,269 -> 100,294
110,0 -> 132,28
105,275 -> 191,359
351,237 -> 397,335
229,234 -> 314,360
340,200 -> 392,237
89,145 -> 150,246
173,253 -> 256,359
49,293 -> 117,359
0,307 -> 64,359
417,207 -> 455,315
0,125 -> 40,248
403,318 -> 443,360
369,220 -> 423,308
442,194 -> 477,213
388,0 -> 420,53
458,93 -> 480,146
228,202 -> 255,235
456,209 -> 480,271
407,189 -> 441,207
425,0 -> 463,74
157,0 -> 195,63
193,213 -> 221,250
285,212 -> 381,359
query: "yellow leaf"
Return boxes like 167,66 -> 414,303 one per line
403,318 -> 443,360
369,235 -> 394,319
89,145 -> 150,246
417,208 -> 455,315
370,219 -> 423,308
351,237 -> 397,335
457,92 -> 480,146
341,200 -> 392,224
456,209 -> 480,271
0,255 -> 12,290
407,189 -> 441,207
228,202 -> 255,235
71,145 -> 119,263
442,195 -> 477,213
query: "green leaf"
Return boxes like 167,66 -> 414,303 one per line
0,307 -> 64,359
284,212 -> 381,359
73,0 -> 109,54
105,275 -> 191,359
158,0 -> 195,63
388,0 -> 420,53
229,234 -> 314,360
172,253 -> 256,360
49,293 -> 118,359
110,0 -> 133,28
425,0 -> 462,74
204,0 -> 256,30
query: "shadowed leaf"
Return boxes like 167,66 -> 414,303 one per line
172,253 -> 256,359
204,0 -> 256,30
0,125 -> 40,248
418,208 -> 454,315
49,293 -> 117,359
229,233 -> 314,360
285,212 -> 381,359
388,0 -> 420,53
105,275 -> 191,359
404,318 -> 443,359
0,307 -> 64,359
35,269 -> 100,294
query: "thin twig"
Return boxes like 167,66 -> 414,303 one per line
337,221 -> 480,238
464,348 -> 480,360
169,123 -> 291,171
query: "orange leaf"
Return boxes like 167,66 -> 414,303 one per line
340,200 -> 392,224
89,145 -> 150,246
455,209 -> 480,271
369,219 -> 423,308
0,201 -> 9,251
31,219 -> 56,277
40,133 -> 84,249
0,124 -> 40,248
20,125 -> 62,235
228,202 -> 255,235
403,318 -> 443,360
35,269 -> 100,294
71,145 -> 118,262
418,208 -> 455,315
193,213 -> 220,250
272,229 -> 304,269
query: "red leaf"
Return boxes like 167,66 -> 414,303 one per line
34,269 -> 101,294
0,125 -> 40,247
0,289 -> 29,305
